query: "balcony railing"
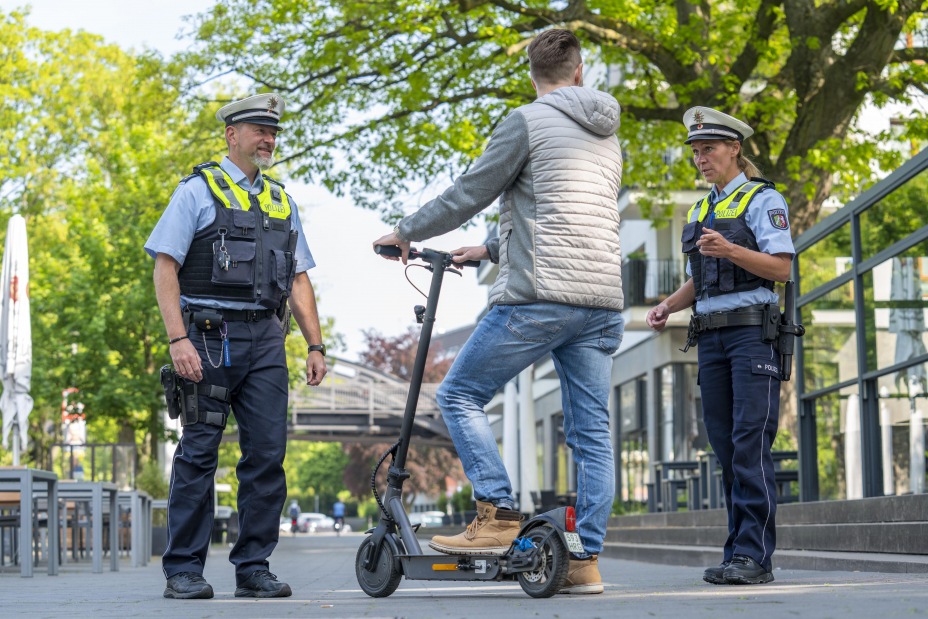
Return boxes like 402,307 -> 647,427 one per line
622,258 -> 685,307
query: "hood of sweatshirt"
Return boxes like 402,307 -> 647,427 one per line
537,86 -> 621,137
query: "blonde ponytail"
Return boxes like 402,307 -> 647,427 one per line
731,141 -> 762,178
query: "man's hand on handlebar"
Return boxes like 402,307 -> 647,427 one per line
449,245 -> 489,269
372,230 -> 411,264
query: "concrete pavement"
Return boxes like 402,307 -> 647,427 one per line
2,531 -> 927,618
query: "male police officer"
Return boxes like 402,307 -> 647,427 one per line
146,93 -> 327,599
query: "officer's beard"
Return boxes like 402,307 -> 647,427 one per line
250,152 -> 275,171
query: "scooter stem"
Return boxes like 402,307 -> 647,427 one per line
392,249 -> 449,471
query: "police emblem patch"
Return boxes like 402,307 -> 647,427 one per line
267,95 -> 279,113
693,110 -> 704,124
768,208 -> 789,230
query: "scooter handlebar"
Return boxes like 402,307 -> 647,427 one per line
374,244 -> 409,258
374,244 -> 480,268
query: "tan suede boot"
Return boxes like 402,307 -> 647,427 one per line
428,501 -> 522,555
559,555 -> 604,594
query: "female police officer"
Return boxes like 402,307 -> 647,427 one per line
646,107 -> 794,585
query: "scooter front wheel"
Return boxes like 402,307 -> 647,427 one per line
517,524 -> 570,598
355,536 -> 402,597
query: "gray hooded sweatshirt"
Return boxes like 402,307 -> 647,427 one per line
397,86 -> 624,311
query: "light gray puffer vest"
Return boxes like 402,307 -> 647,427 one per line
488,87 -> 624,311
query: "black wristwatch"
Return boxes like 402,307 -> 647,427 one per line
308,344 -> 327,356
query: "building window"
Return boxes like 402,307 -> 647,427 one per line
618,377 -> 648,506
552,413 -> 569,495
796,150 -> 928,500
801,279 -> 858,393
657,363 -> 704,463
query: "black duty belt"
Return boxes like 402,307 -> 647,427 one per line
186,307 -> 278,323
681,304 -> 770,353
690,304 -> 767,333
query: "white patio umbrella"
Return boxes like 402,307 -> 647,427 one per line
0,214 -> 33,465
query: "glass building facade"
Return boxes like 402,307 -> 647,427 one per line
795,149 -> 928,500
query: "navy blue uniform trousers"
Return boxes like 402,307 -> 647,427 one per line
162,317 -> 289,584
698,324 -> 781,571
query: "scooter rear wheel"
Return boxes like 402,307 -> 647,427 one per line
355,536 -> 402,597
517,524 -> 570,598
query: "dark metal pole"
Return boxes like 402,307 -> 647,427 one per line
393,250 -> 447,471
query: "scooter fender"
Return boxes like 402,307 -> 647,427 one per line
520,506 -> 571,533
360,525 -> 404,575
515,507 -> 581,555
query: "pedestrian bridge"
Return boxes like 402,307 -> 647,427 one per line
285,359 -> 452,447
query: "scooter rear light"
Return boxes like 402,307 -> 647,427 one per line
565,506 -> 576,532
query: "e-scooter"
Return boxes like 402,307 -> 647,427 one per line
355,245 -> 580,599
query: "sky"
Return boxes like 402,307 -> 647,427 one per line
4,0 -> 490,361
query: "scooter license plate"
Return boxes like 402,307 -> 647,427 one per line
563,532 -> 584,554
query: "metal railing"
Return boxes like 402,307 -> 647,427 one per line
287,373 -> 449,443
290,381 -> 441,414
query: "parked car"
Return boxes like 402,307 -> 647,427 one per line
409,511 -> 449,528
298,512 -> 334,533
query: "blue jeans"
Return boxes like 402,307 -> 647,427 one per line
436,302 -> 624,556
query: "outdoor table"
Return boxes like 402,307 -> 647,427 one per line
117,490 -> 152,567
0,467 -> 59,577
53,480 -> 119,573
697,452 -> 722,510
654,460 -> 699,512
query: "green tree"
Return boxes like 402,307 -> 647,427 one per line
184,0 -> 928,232
0,10 -> 216,464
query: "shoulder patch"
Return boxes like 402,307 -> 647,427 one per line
768,208 -> 789,230
178,172 -> 198,185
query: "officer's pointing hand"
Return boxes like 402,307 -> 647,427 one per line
171,339 -> 203,383
695,227 -> 732,258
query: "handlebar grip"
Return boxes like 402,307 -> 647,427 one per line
458,260 -> 481,268
374,244 -> 402,258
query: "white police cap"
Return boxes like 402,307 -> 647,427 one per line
216,93 -> 285,131
682,106 -> 753,144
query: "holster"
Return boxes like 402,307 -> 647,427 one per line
276,299 -> 292,335
761,304 -> 780,344
159,365 -> 231,428
776,280 -> 806,381
160,365 -> 184,421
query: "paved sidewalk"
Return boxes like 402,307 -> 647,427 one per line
2,532 -> 927,618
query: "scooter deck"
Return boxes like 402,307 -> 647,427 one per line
398,553 -> 510,581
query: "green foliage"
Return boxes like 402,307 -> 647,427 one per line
438,484 -> 474,514
612,497 -> 647,516
0,11 -> 216,464
136,459 -> 170,499
284,441 -> 350,509
0,11 -> 338,474
184,1 -> 928,234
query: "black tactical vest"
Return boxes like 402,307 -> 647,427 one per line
177,162 -> 298,309
681,179 -> 776,298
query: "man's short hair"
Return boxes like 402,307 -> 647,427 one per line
527,29 -> 582,85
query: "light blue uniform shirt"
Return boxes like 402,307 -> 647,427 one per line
686,172 -> 795,313
145,157 -> 315,310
